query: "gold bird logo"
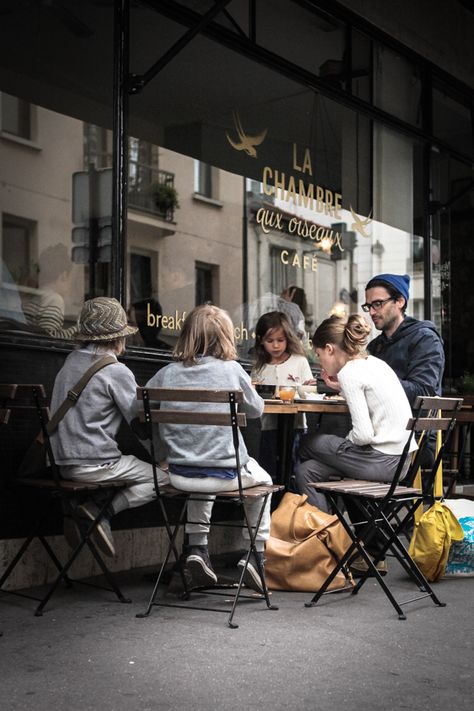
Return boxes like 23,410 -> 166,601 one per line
226,110 -> 267,158
350,205 -> 373,238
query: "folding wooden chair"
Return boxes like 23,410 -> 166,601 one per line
304,396 -> 464,620
0,383 -> 134,616
136,386 -> 283,628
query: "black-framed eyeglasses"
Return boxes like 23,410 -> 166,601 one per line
361,297 -> 396,312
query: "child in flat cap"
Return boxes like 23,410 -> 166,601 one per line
49,297 -> 169,556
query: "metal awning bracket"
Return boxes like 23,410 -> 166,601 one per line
133,0 -> 233,94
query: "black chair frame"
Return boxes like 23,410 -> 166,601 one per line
0,383 -> 133,616
304,396 -> 464,620
136,386 -> 283,628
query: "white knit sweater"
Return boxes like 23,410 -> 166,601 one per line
338,355 -> 417,455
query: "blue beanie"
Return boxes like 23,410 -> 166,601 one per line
368,273 -> 410,303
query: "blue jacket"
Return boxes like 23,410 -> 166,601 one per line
367,316 -> 445,407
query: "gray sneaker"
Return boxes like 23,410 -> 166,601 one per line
350,554 -> 388,578
186,546 -> 218,587
63,515 -> 84,550
77,502 -> 115,558
237,551 -> 265,593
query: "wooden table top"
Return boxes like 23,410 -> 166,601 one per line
263,398 -> 349,414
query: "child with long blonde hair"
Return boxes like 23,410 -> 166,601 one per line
146,304 -> 273,592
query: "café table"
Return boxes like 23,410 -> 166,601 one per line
263,396 -> 349,490
442,394 -> 474,496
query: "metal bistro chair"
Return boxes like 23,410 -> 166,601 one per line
0,383 -> 134,616
136,386 -> 283,628
304,396 -> 464,620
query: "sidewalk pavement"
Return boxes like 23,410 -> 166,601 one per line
0,559 -> 472,711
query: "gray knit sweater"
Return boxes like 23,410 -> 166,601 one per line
50,347 -> 139,465
146,357 -> 263,468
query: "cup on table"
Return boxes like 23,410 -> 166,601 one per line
278,385 -> 296,403
255,383 -> 277,398
297,385 -> 317,399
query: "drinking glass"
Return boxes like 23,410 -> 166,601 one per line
278,385 -> 296,403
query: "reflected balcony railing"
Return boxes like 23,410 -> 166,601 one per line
128,164 -> 176,221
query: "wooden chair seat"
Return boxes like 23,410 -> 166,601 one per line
312,480 -> 422,499
18,477 -> 132,492
158,482 -> 282,499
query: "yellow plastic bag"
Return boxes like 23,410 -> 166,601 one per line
409,501 -> 464,581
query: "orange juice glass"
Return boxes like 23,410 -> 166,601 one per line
279,386 -> 296,403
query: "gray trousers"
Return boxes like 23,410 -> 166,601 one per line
295,433 -> 404,513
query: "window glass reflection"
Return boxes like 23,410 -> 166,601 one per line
373,45 -> 422,126
433,87 -> 474,158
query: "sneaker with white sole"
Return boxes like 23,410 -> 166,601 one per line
186,546 -> 218,588
77,502 -> 116,558
237,551 -> 265,593
350,554 -> 387,577
63,515 -> 87,550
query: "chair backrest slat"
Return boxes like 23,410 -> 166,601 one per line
1,383 -> 48,410
414,395 -> 463,411
0,384 -> 17,425
144,411 -> 247,427
0,407 -> 11,425
407,417 -> 453,432
138,388 -> 244,404
0,384 -> 18,400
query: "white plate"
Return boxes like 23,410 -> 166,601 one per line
295,393 -> 326,401
295,394 -> 346,403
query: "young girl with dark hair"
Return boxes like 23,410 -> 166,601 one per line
252,311 -> 313,482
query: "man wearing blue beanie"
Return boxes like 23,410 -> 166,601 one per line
364,272 -> 445,408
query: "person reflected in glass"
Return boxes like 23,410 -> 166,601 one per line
127,297 -> 171,349
0,258 -> 27,326
22,243 -> 78,338
252,311 -> 313,482
278,285 -> 308,340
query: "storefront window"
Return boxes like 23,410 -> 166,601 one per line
430,149 -> 474,384
371,123 -> 425,327
0,7 -> 421,355
433,86 -> 474,158
0,98 -> 91,337
350,29 -> 372,103
373,45 -> 422,127
256,0 -> 346,83
0,0 -> 471,392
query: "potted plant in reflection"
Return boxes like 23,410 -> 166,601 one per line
148,181 -> 180,215
459,371 -> 474,394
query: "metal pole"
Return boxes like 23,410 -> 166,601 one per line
111,0 -> 129,304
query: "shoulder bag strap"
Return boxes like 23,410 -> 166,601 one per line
46,355 -> 117,434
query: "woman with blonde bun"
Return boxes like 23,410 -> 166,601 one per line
295,314 -> 417,575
